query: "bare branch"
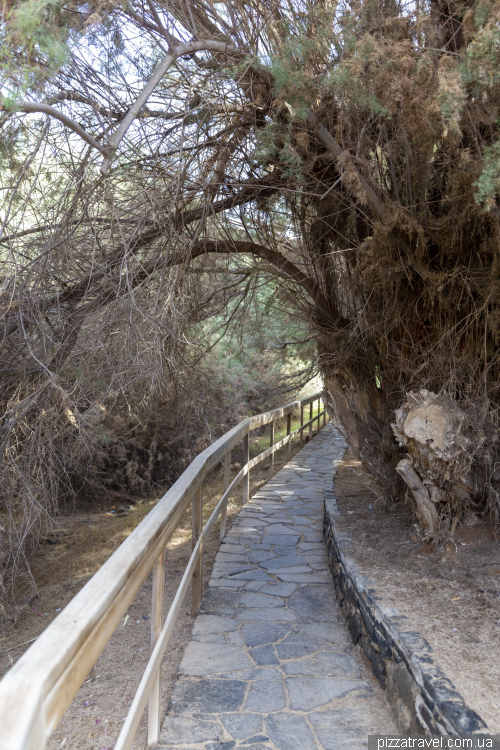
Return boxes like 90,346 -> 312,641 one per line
305,111 -> 386,220
1,102 -> 106,153
100,39 -> 243,174
270,335 -> 318,348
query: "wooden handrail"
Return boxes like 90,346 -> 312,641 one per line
0,392 -> 329,750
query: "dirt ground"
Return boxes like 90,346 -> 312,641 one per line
0,426 -> 305,750
333,451 -> 500,732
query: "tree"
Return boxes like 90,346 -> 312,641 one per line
0,0 -> 499,599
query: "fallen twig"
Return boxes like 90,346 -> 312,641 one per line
4,636 -> 38,653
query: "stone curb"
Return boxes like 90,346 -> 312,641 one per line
322,463 -> 489,737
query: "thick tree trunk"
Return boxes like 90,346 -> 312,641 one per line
322,369 -> 403,499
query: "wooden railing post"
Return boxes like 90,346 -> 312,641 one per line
148,549 -> 165,747
220,451 -> 231,541
286,412 -> 291,459
269,420 -> 275,478
317,398 -> 320,432
192,485 -> 203,614
300,404 -> 304,448
309,401 -> 313,441
242,431 -> 250,503
323,403 -> 326,427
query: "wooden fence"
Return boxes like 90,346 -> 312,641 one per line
0,392 -> 328,750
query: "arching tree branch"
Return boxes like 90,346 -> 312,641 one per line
188,240 -> 332,319
0,237 -> 334,374
99,38 -> 243,174
1,102 -> 106,153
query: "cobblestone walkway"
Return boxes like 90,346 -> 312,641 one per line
159,424 -> 395,750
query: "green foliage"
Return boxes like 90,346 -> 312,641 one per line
463,0 -> 500,91
323,31 -> 389,118
265,11 -> 335,118
324,63 -> 388,119
0,0 -> 74,101
192,273 -> 316,416
474,136 -> 500,209
10,0 -> 69,69
436,57 -> 466,134
252,120 -> 279,166
278,129 -> 303,181
474,0 -> 493,28
269,53 -> 315,118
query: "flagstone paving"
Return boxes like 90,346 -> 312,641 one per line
158,424 -> 395,750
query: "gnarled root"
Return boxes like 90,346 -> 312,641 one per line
395,457 -> 439,535
392,390 -> 477,536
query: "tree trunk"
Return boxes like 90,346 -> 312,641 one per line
322,368 -> 403,499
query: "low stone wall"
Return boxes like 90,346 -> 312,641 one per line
322,476 -> 488,736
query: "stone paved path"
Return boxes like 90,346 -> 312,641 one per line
159,424 -> 395,750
